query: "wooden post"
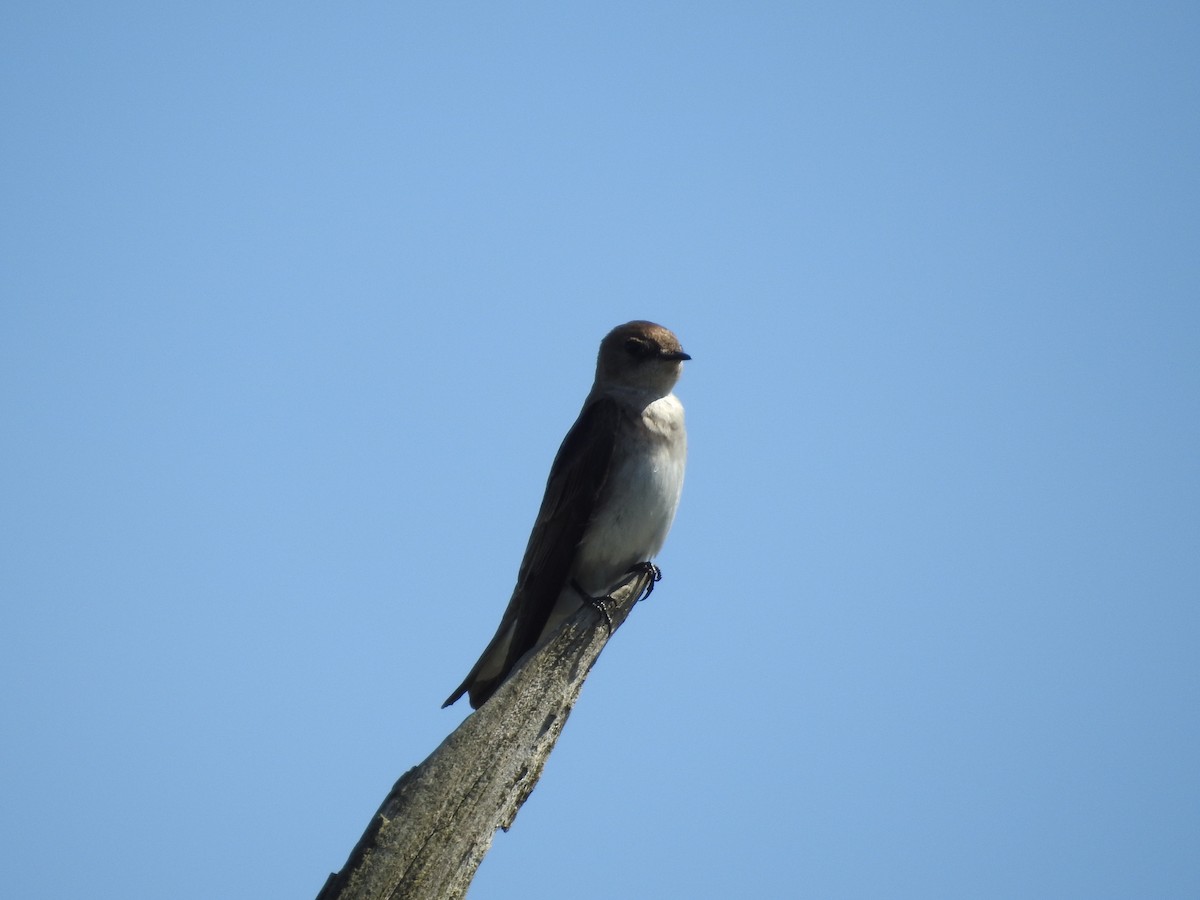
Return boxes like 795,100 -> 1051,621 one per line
316,568 -> 655,900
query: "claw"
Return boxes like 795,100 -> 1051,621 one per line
572,579 -> 614,633
627,561 -> 662,600
572,563 -> 663,633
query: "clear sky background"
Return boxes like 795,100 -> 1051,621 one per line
3,3 -> 1198,898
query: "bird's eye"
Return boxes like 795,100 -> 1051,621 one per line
624,337 -> 654,358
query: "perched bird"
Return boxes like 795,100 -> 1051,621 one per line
443,320 -> 690,709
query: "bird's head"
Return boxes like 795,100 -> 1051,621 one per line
595,320 -> 690,397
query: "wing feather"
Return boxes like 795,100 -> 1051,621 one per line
504,396 -> 619,669
442,395 -> 619,708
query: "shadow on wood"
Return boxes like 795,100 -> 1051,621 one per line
316,567 -> 656,900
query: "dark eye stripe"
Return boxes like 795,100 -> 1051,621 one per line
624,337 -> 655,358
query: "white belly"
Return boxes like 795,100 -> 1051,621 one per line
573,394 -> 686,595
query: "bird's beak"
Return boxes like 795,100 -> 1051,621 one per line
661,350 -> 691,362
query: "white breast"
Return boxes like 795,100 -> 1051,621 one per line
573,393 -> 687,594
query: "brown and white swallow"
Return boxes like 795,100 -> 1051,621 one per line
443,320 -> 689,709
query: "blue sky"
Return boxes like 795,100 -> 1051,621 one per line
3,3 -> 1198,898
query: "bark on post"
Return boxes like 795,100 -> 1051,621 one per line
316,567 -> 656,900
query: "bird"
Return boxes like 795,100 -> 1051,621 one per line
443,320 -> 690,709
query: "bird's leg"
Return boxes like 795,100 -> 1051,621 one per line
572,564 -> 662,633
627,561 -> 663,600
572,579 -> 614,633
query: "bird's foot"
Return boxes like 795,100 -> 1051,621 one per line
572,564 -> 662,633
573,579 -> 614,633
627,561 -> 662,600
